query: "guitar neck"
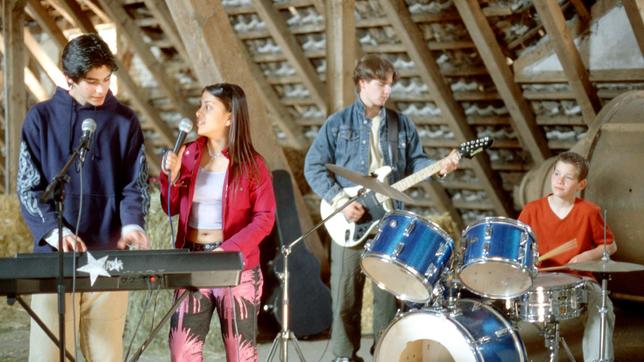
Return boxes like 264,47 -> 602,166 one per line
374,161 -> 443,204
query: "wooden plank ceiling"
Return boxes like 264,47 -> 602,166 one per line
3,0 -> 644,227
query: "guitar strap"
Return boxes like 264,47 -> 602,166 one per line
386,108 -> 399,168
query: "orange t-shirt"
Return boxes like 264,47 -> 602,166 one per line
518,196 -> 614,275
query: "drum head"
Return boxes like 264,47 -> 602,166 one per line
361,255 -> 431,302
458,261 -> 533,299
374,310 -> 477,362
533,272 -> 582,288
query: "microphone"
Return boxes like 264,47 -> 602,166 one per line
173,118 -> 193,153
79,118 -> 96,162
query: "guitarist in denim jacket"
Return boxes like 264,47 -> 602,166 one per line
304,54 -> 459,362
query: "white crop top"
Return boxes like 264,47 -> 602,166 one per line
188,169 -> 226,229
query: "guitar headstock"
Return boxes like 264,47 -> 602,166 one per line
458,137 -> 493,159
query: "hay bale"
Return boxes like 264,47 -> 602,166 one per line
0,195 -> 33,257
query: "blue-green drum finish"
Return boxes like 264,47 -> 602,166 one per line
361,210 -> 454,303
459,217 -> 538,299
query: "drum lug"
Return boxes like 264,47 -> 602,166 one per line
425,263 -> 438,279
388,219 -> 398,229
403,220 -> 416,237
484,223 -> 493,239
495,327 -> 512,339
477,335 -> 492,345
364,240 -> 372,251
483,239 -> 490,256
393,242 -> 405,257
435,242 -> 449,258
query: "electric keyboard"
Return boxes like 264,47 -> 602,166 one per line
0,249 -> 243,295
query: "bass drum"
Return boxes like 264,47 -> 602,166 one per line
374,299 -> 527,362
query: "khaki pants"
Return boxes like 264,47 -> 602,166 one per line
28,291 -> 128,362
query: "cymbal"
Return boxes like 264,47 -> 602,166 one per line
326,164 -> 414,204
566,259 -> 644,273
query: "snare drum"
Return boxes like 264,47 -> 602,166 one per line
361,210 -> 454,303
458,217 -> 537,299
374,299 -> 527,362
515,272 -> 588,323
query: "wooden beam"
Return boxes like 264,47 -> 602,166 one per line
533,0 -> 601,124
455,0 -> 550,164
2,0 -> 28,194
379,0 -> 514,217
25,0 -> 68,46
141,0 -> 189,63
23,29 -> 67,87
570,0 -> 591,23
54,0 -> 176,149
325,0 -> 356,113
96,0 -> 195,119
165,0 -> 326,267
0,33 -> 48,101
624,0 -> 644,57
422,181 -> 464,229
252,0 -> 327,113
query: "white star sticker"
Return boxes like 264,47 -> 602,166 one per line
76,252 -> 111,286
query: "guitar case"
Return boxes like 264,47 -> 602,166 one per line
259,170 -> 332,338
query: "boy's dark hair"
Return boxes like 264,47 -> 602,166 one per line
556,151 -> 590,181
352,54 -> 399,90
61,33 -> 118,83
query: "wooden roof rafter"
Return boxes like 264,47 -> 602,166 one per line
624,0 -> 644,57
379,0 -> 514,221
96,0 -> 195,119
455,0 -> 551,164
141,0 -> 189,63
0,33 -> 48,102
251,0 -> 328,113
532,0 -> 601,125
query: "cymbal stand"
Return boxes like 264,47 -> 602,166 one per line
266,189 -> 369,362
597,209 -> 611,362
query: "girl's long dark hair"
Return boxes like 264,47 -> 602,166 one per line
203,83 -> 260,184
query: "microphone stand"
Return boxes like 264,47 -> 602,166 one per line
266,188 -> 370,362
40,142 -> 89,362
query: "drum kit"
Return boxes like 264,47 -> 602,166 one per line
328,165 -> 644,362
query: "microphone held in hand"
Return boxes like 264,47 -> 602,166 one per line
173,118 -> 193,154
79,118 -> 96,162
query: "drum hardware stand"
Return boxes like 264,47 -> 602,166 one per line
596,209 -> 611,362
266,191 -> 367,362
541,318 -> 576,362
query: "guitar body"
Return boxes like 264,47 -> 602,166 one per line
320,187 -> 388,247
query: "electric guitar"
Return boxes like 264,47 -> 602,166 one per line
320,137 -> 493,247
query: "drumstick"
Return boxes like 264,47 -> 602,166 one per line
537,238 -> 577,263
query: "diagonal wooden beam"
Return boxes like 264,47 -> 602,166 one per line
0,33 -> 48,102
96,0 -> 195,118
52,0 -> 175,149
625,0 -> 644,57
23,28 -> 67,87
570,0 -> 591,23
252,0 -> 327,113
2,0 -> 28,194
534,0 -> 601,125
141,0 -> 189,63
26,0 -> 68,47
455,0 -> 550,164
379,0 -> 514,217
166,0 -> 326,268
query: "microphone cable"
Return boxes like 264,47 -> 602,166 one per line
70,154 -> 87,362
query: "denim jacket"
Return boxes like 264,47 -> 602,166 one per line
304,98 -> 434,208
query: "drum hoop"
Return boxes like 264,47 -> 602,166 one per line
461,216 -> 536,239
383,209 -> 454,242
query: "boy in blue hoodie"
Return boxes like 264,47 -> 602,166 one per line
17,33 -> 149,362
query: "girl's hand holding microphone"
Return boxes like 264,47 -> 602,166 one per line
162,146 -> 186,183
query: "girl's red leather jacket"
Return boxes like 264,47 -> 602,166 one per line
159,137 -> 276,270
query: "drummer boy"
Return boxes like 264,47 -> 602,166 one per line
518,151 -> 617,361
